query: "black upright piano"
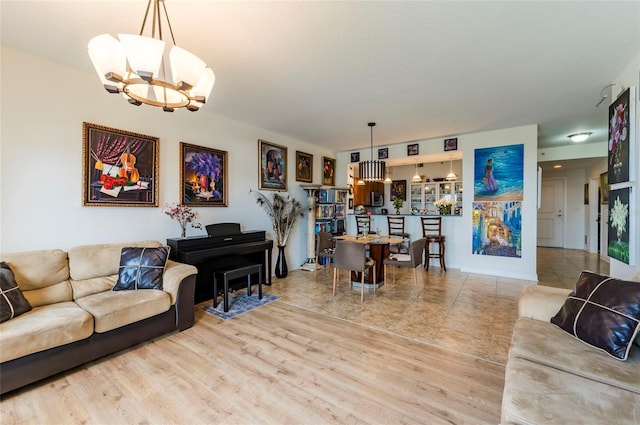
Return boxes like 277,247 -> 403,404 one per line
167,223 -> 273,304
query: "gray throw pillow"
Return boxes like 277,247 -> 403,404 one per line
113,246 -> 170,291
1,261 -> 33,322
551,271 -> 640,360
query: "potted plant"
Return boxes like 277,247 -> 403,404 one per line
434,197 -> 455,215
392,197 -> 404,214
161,203 -> 203,238
251,190 -> 304,278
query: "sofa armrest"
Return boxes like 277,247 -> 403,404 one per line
163,260 -> 198,305
518,285 -> 571,322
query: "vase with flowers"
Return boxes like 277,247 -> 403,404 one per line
251,190 -> 304,278
162,203 -> 203,238
434,197 -> 455,215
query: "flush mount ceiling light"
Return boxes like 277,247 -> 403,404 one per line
88,0 -> 215,112
358,122 -> 386,182
446,158 -> 457,181
568,132 -> 592,143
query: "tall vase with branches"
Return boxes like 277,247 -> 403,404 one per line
251,190 -> 304,278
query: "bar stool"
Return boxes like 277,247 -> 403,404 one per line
421,216 -> 446,271
387,216 -> 410,254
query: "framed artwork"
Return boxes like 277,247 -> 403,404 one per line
608,87 -> 631,184
378,148 -> 388,160
258,139 -> 287,191
599,172 -> 609,204
407,143 -> 419,156
323,157 -> 336,186
444,138 -> 458,151
391,180 -> 407,201
351,152 -> 360,163
608,187 -> 630,264
472,201 -> 522,258
295,151 -> 313,183
82,122 -> 158,207
180,142 -> 228,206
348,198 -> 354,210
473,144 -> 524,201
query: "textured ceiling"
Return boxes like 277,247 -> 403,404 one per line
2,1 -> 639,154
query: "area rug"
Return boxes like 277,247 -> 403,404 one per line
202,293 -> 279,321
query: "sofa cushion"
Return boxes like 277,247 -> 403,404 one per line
502,356 -> 640,425
550,271 -> 640,360
113,246 -> 170,291
0,262 -> 32,322
0,301 -> 94,363
510,318 -> 640,394
70,275 -> 117,300
0,249 -> 72,306
75,290 -> 171,333
68,240 -> 162,281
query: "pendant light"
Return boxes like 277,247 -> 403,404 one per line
384,166 -> 393,184
446,157 -> 457,181
412,163 -> 422,182
358,122 -> 385,182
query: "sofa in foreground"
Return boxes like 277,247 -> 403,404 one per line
501,275 -> 640,424
0,240 -> 197,395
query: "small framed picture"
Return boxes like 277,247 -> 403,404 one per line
323,157 -> 336,186
444,138 -> 458,151
407,143 -> 419,156
295,151 -> 313,183
378,148 -> 388,160
348,198 -> 354,210
350,152 -> 360,163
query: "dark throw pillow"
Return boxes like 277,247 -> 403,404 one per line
1,261 -> 33,323
113,246 -> 170,291
551,271 -> 640,360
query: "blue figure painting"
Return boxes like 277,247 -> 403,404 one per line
474,144 -> 524,201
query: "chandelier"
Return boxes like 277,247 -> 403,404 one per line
359,122 -> 386,182
87,0 -> 215,112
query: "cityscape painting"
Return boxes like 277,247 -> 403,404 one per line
472,201 -> 522,258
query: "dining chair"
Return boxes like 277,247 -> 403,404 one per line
387,216 -> 410,254
421,216 -> 446,271
333,240 -> 376,302
355,215 -> 373,236
315,231 -> 336,279
383,238 -> 427,297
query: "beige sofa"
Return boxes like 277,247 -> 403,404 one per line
501,284 -> 640,424
0,240 -> 198,395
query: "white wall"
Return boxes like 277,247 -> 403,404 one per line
337,125 -> 539,281
609,53 -> 640,279
0,47 -> 334,272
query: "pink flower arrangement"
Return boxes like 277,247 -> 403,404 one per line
162,203 -> 203,238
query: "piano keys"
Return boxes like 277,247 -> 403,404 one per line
168,223 -> 273,303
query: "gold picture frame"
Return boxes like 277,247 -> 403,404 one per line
295,150 -> 313,183
180,142 -> 228,207
82,122 -> 159,207
258,139 -> 287,190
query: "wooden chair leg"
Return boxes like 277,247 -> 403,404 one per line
392,266 -> 396,285
360,273 -> 365,302
384,264 -> 387,286
440,241 -> 447,271
413,267 -> 418,297
333,267 -> 338,296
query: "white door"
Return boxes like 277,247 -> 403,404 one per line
537,178 -> 565,247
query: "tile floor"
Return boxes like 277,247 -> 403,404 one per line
266,247 -> 609,365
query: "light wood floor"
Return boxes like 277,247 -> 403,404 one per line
1,302 -> 504,424
0,247 -> 607,424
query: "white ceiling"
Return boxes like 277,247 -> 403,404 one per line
2,1 -> 639,154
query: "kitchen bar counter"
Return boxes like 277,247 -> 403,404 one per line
347,214 -> 463,270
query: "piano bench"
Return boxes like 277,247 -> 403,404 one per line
213,263 -> 263,312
